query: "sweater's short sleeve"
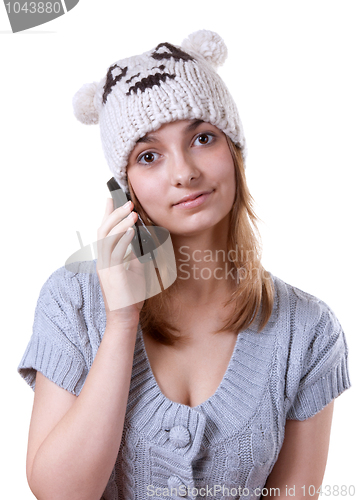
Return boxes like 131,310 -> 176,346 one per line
286,297 -> 351,420
18,267 -> 90,396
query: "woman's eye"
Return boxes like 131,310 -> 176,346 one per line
194,133 -> 214,146
138,152 -> 159,165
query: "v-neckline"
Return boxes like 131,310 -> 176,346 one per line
138,323 -> 252,411
124,273 -> 281,439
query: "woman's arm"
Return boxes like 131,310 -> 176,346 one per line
263,401 -> 334,500
26,198 -> 145,500
26,318 -> 138,500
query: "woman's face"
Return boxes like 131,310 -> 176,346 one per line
127,119 -> 236,237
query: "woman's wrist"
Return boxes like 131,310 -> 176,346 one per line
105,309 -> 140,332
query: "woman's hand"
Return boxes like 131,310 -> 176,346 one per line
96,198 -> 146,325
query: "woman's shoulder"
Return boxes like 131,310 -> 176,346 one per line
44,258 -> 99,283
33,259 -> 105,350
18,259 -> 105,395
39,259 -> 102,307
269,273 -> 341,331
267,275 -> 352,420
269,273 -> 350,388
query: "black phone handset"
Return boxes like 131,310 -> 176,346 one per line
107,177 -> 159,265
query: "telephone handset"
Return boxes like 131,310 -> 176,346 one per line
107,177 -> 160,264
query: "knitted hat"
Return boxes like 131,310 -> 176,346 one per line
73,30 -> 246,194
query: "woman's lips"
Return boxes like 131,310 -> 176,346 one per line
173,191 -> 213,209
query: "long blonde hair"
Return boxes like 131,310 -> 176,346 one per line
127,138 -> 275,346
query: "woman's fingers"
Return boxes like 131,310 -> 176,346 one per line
100,212 -> 138,262
97,200 -> 128,267
99,200 -> 133,239
100,197 -> 114,224
96,196 -> 146,316
107,211 -> 137,238
97,199 -> 137,262
110,227 -> 135,267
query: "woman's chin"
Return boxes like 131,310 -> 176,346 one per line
168,221 -> 225,239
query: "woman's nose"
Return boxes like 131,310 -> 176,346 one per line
169,150 -> 201,187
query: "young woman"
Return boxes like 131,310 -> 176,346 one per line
18,30 -> 351,500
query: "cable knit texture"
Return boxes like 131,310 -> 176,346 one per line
18,262 -> 351,500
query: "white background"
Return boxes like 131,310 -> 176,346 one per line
1,1 -> 356,497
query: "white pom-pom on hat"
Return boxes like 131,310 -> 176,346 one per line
72,82 -> 100,125
181,30 -> 228,69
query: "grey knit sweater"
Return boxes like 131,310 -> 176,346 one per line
18,261 -> 351,500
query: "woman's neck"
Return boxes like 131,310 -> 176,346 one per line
170,233 -> 238,307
